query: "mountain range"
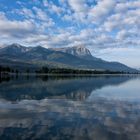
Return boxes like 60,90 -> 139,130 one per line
0,43 -> 137,72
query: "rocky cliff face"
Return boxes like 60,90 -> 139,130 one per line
50,45 -> 93,59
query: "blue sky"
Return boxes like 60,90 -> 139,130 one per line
0,0 -> 140,68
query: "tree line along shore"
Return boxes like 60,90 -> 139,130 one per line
0,65 -> 139,76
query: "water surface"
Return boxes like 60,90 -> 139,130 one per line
0,75 -> 140,140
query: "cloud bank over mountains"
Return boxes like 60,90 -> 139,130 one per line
0,0 -> 139,67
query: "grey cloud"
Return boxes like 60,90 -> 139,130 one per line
0,13 -> 36,38
0,0 -> 139,52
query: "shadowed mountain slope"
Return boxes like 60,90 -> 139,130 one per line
0,43 -> 137,72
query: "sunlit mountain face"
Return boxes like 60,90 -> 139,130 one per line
0,0 -> 139,68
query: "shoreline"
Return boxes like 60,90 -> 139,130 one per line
1,72 -> 140,77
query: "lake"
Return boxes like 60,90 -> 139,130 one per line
0,75 -> 140,140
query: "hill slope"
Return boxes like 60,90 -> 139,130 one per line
0,43 -> 137,72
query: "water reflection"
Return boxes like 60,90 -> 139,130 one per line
0,75 -> 135,101
0,98 -> 140,140
0,75 -> 140,140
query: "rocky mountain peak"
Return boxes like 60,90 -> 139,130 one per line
10,43 -> 22,48
0,43 -> 137,72
1,43 -> 29,53
50,45 -> 92,59
71,45 -> 92,57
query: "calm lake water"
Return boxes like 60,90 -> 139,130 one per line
0,75 -> 140,140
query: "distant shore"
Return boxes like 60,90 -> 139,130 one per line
1,72 -> 140,77
1,65 -> 139,78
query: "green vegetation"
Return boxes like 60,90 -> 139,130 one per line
0,65 -> 138,76
0,66 -> 21,76
0,66 -> 15,74
35,67 -> 126,75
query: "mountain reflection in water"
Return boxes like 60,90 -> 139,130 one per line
0,75 -> 140,140
0,75 -> 134,101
